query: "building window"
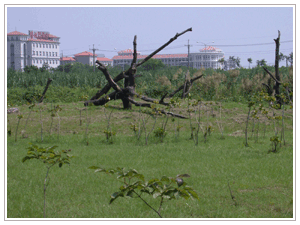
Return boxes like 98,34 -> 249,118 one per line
32,51 -> 35,55
49,52 -> 51,57
40,51 -> 42,56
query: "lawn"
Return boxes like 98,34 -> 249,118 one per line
6,99 -> 294,218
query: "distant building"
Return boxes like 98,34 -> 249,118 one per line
7,30 -> 60,71
112,48 -> 188,69
60,51 -> 113,67
74,51 -> 97,66
60,56 -> 76,65
97,57 -> 113,67
190,46 -> 225,70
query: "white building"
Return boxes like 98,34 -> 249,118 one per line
112,49 -> 188,69
7,30 -> 60,71
190,46 -> 225,70
61,51 -> 112,67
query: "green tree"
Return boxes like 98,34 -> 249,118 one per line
256,59 -> 267,67
24,65 -> 39,73
56,63 -> 73,73
247,58 -> 252,69
139,58 -> 165,71
218,58 -> 225,69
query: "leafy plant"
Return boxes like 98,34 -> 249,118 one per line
154,127 -> 167,142
269,135 -> 281,153
89,167 -> 199,218
22,144 -> 73,218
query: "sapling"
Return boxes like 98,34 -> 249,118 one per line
103,101 -> 115,144
39,104 -> 44,142
140,102 -> 159,145
269,135 -> 281,153
15,114 -> 23,142
89,166 -> 199,218
7,119 -> 12,136
22,144 -> 73,218
85,105 -> 90,145
216,102 -> 225,139
245,100 -> 255,147
192,99 -> 202,145
24,103 -> 36,137
186,93 -> 195,140
53,105 -> 62,141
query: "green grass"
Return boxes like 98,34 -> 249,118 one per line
6,100 -> 293,218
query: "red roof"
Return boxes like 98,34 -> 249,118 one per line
74,51 -> 97,57
112,53 -> 188,60
97,57 -> 112,62
49,34 -> 58,38
27,38 -> 57,43
7,31 -> 27,36
60,57 -> 75,61
200,46 -> 222,52
118,49 -> 134,54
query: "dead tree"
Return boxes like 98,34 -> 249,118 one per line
84,28 -> 202,119
262,30 -> 282,106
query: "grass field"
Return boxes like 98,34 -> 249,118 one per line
6,99 -> 294,218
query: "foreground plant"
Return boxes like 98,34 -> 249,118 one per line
15,114 -> 23,142
89,167 -> 199,218
22,144 -> 73,218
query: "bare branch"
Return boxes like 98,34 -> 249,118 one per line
263,67 -> 282,84
96,60 -> 123,93
128,97 -> 187,119
169,74 -> 203,98
136,27 -> 192,67
39,78 -> 52,103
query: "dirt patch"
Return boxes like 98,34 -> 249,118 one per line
229,130 -> 244,137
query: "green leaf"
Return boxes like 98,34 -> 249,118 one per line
184,186 -> 199,200
109,191 -> 124,204
177,174 -> 190,178
160,176 -> 170,182
153,192 -> 161,198
133,173 -> 145,181
178,189 -> 190,200
126,190 -> 134,198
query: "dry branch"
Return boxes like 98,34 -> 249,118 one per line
39,78 -> 53,103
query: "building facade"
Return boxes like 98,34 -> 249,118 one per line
112,49 -> 188,69
7,30 -> 60,71
60,51 -> 113,67
60,56 -> 76,65
190,46 -> 225,70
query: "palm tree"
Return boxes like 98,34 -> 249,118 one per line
247,58 -> 252,69
256,59 -> 267,67
236,57 -> 241,68
279,52 -> 287,67
288,52 -> 293,66
218,58 -> 225,69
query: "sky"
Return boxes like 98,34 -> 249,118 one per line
6,5 -> 294,68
